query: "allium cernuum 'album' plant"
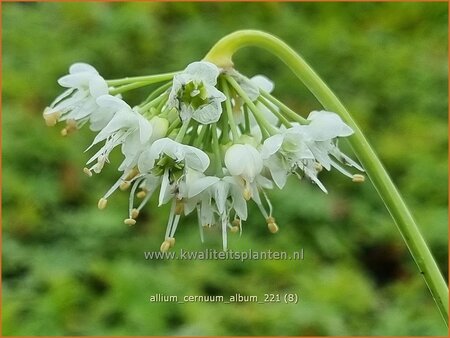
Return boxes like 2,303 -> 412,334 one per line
43,60 -> 364,251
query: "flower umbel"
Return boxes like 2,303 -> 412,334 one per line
44,60 -> 364,251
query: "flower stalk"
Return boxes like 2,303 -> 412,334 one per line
205,29 -> 448,324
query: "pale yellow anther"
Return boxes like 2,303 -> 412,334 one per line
314,162 -> 323,172
43,111 -> 60,126
98,198 -> 108,210
175,200 -> 184,215
243,188 -> 252,201
136,190 -> 147,199
61,119 -> 77,136
352,174 -> 365,183
83,167 -> 93,177
125,168 -> 139,181
119,181 -> 131,191
131,208 -> 139,219
231,219 -> 241,227
267,216 -> 279,234
124,218 -> 136,226
160,240 -> 171,252
230,226 -> 240,233
166,237 -> 176,248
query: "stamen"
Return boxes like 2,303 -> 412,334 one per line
83,167 -> 93,177
136,190 -> 147,199
61,119 -> 77,136
43,111 -> 60,126
243,180 -> 252,201
128,178 -> 143,219
243,188 -> 252,201
166,237 -> 176,248
267,216 -> 279,234
221,214 -> 228,251
119,181 -> 131,190
125,168 -> 140,181
314,162 -> 323,172
160,240 -> 171,252
352,174 -> 365,183
230,226 -> 239,233
124,218 -> 136,226
175,199 -> 184,215
197,206 -> 205,243
102,173 -> 128,200
98,198 -> 108,210
131,208 -> 139,219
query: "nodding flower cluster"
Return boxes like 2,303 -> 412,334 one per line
43,61 -> 364,251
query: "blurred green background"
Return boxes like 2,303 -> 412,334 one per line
2,2 -> 448,336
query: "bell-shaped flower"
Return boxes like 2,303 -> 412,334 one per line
43,63 -> 114,131
261,129 -> 314,189
225,143 -> 264,200
168,61 -> 226,124
185,173 -> 248,250
138,138 -> 210,206
295,110 -> 363,177
84,95 -> 153,175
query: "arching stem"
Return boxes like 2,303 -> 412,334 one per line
205,30 -> 448,324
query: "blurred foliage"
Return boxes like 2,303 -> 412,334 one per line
2,2 -> 448,336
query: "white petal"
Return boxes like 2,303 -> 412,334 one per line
188,176 -> 220,198
225,143 -> 263,181
307,110 -> 354,140
185,61 -> 220,86
137,114 -> 153,144
183,145 -> 210,172
58,73 -> 92,88
138,149 -> 156,173
69,63 -> 98,74
251,75 -> 274,93
91,111 -> 132,145
214,181 -> 229,215
89,107 -> 116,132
149,116 -> 169,141
89,75 -> 108,98
96,94 -> 131,111
158,170 -> 171,206
261,134 -> 284,158
192,101 -> 222,124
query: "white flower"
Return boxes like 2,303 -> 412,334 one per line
262,130 -> 314,189
138,138 -> 210,205
185,174 -> 248,250
85,95 -> 153,174
296,110 -> 363,176
224,142 -> 269,209
168,61 -> 226,124
262,111 -> 363,193
43,63 -> 113,131
225,143 -> 263,182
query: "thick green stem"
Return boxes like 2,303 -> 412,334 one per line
205,30 -> 448,324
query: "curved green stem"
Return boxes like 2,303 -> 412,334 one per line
205,30 -> 448,324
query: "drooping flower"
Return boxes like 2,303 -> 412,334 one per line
43,63 -> 114,132
224,143 -> 263,199
262,110 -> 363,193
168,61 -> 226,124
294,110 -> 363,177
43,57 -> 365,252
138,137 -> 210,205
84,95 -> 154,175
185,174 -> 249,250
